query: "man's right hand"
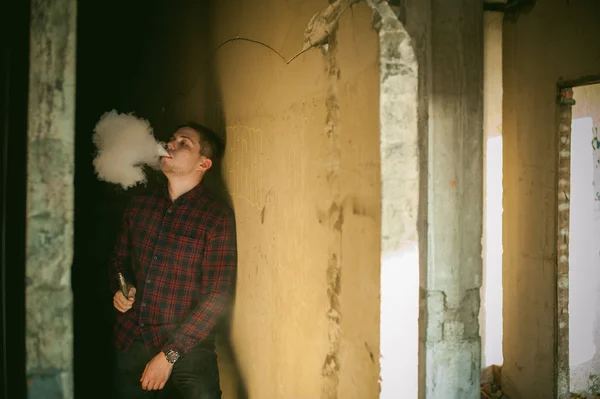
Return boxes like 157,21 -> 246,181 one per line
113,287 -> 136,313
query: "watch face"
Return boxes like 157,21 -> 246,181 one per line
166,350 -> 180,363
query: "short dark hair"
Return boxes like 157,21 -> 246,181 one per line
176,122 -> 223,161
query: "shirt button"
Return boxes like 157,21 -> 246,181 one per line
141,302 -> 146,307
140,323 -> 145,327
167,209 -> 172,214
153,256 -> 158,260
146,279 -> 151,284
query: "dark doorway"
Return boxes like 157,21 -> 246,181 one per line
0,0 -> 30,398
73,1 -> 221,397
73,2 -> 167,398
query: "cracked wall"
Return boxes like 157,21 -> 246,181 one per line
502,1 -> 600,397
209,2 -> 381,397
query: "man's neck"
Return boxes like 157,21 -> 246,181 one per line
167,175 -> 203,201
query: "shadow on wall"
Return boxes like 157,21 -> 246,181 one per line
150,5 -> 247,397
72,0 -> 248,398
203,92 -> 248,399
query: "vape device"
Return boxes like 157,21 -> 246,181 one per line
118,272 -> 129,297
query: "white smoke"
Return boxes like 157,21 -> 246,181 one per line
92,110 -> 169,189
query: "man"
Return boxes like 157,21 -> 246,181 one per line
109,122 -> 237,399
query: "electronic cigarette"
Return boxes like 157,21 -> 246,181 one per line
118,272 -> 129,298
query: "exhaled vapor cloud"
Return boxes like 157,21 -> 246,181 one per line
92,110 -> 169,189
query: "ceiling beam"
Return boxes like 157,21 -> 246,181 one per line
484,0 -> 537,20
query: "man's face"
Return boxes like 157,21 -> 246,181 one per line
160,127 -> 210,176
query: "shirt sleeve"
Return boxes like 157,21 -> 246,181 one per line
108,202 -> 132,295
162,210 -> 237,355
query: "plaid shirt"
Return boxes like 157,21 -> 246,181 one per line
109,182 -> 237,355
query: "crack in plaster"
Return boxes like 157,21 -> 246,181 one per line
163,1 -> 358,114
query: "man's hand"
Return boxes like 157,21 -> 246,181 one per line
140,352 -> 174,391
113,287 -> 136,313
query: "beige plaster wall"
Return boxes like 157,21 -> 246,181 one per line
208,3 -> 381,397
502,1 -> 600,397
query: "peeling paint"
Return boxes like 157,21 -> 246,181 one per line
304,0 -> 352,50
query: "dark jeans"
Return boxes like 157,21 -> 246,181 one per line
114,336 -> 222,399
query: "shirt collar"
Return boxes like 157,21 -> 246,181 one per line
162,181 -> 205,205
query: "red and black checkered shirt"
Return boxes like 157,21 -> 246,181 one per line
109,182 -> 237,355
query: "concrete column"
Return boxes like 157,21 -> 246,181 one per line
408,0 -> 484,397
26,0 -> 76,397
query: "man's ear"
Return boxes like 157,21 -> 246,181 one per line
197,158 -> 212,171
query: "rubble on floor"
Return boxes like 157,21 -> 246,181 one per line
481,365 -> 509,399
480,365 -> 600,398
569,393 -> 600,399
571,357 -> 600,394
569,365 -> 600,398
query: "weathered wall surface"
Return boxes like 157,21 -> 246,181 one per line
207,2 -> 381,397
502,1 -> 600,397
26,0 -> 76,397
114,1 -> 382,398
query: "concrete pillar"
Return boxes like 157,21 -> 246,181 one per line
26,0 -> 76,397
405,0 -> 484,397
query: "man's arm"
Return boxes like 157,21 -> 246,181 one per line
162,210 -> 237,355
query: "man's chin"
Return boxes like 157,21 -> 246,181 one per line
160,165 -> 174,174
161,165 -> 186,177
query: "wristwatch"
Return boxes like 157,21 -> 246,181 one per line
163,349 -> 181,364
